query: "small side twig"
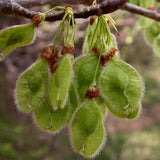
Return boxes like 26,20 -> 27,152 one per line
121,3 -> 160,22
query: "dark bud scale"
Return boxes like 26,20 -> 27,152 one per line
85,86 -> 100,99
41,46 -> 58,74
100,47 -> 117,66
92,46 -> 99,55
61,46 -> 74,55
32,14 -> 42,28
90,16 -> 97,25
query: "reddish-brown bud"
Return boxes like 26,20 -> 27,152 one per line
90,16 -> 97,25
100,47 -> 117,66
92,46 -> 100,55
41,46 -> 52,59
90,18 -> 95,25
41,46 -> 58,74
31,14 -> 42,28
85,86 -> 100,99
49,61 -> 58,74
61,46 -> 74,55
47,54 -> 58,74
107,20 -> 110,25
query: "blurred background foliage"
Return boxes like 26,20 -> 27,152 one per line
0,5 -> 160,160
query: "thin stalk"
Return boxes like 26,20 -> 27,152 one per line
100,16 -> 111,45
71,15 -> 75,42
106,15 -> 116,25
101,21 -> 106,43
55,20 -> 65,48
92,52 -> 101,86
43,6 -> 66,18
49,13 -> 68,46
65,18 -> 71,44
89,19 -> 100,52
92,19 -> 103,86
105,15 -> 119,36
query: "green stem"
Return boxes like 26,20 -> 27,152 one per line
71,15 -> 75,42
49,13 -> 68,46
43,6 -> 66,18
105,15 -> 119,36
100,16 -> 111,45
92,51 -> 101,86
91,16 -> 114,86
89,19 -> 100,52
55,20 -> 65,48
106,15 -> 116,25
65,18 -> 71,44
91,19 -> 103,86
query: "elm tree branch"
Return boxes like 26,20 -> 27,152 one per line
14,0 -> 104,8
121,3 -> 160,21
13,0 -> 160,8
0,0 -> 127,21
0,1 -> 160,22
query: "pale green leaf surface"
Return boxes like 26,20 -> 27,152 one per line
34,96 -> 69,132
74,55 -> 102,101
49,55 -> 73,109
0,23 -> 35,60
71,99 -> 105,157
100,59 -> 143,118
96,97 -> 107,120
83,21 -> 97,54
66,83 -> 79,123
16,58 -> 48,112
110,33 -> 120,59
127,103 -> 142,119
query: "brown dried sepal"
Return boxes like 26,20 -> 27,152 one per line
107,20 -> 110,25
92,46 -> 100,55
61,46 -> 74,55
85,86 -> 100,99
90,16 -> 97,25
32,14 -> 42,28
41,46 -> 58,74
100,47 -> 117,66
41,46 -> 52,59
47,54 -> 58,74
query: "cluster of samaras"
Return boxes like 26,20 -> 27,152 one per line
0,2 -> 143,158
